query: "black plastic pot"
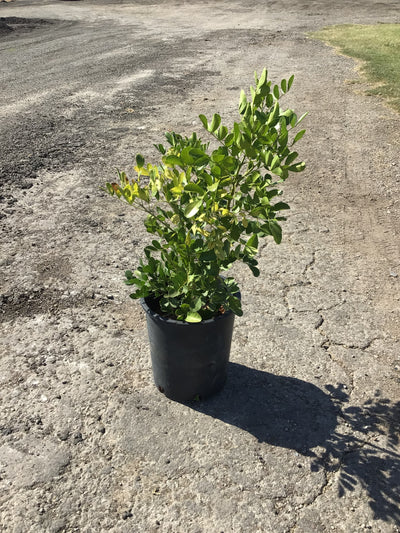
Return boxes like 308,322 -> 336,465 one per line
141,297 -> 237,402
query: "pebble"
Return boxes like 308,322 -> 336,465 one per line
57,429 -> 70,441
73,432 -> 83,444
97,424 -> 106,434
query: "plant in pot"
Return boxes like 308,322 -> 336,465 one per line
105,69 -> 306,402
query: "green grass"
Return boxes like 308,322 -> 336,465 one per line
310,24 -> 400,112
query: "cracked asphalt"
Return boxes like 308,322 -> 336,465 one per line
0,1 -> 400,532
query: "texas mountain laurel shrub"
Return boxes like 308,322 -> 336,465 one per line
106,69 -> 307,322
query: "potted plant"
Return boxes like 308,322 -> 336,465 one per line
105,69 -> 307,402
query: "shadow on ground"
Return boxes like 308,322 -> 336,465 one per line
190,362 -> 400,525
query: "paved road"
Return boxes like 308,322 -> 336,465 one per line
1,1 -> 400,532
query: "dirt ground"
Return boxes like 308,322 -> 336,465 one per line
1,1 -> 400,532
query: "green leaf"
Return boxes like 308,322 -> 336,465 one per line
185,311 -> 202,323
230,224 -> 241,240
200,249 -> 217,262
163,155 -> 182,167
217,125 -> 228,140
296,112 -> 308,126
285,151 -> 298,166
269,220 -> 282,244
271,201 -> 290,211
281,78 -> 287,93
211,152 -> 226,163
224,133 -> 235,147
258,68 -> 267,88
180,147 -> 195,165
246,234 -> 259,252
242,140 -> 257,159
210,113 -> 221,133
228,295 -> 243,316
288,74 -> 295,90
184,199 -> 203,218
154,143 -> 166,154
290,113 -> 298,128
184,183 -> 205,195
199,114 -> 208,129
165,132 -> 174,146
210,165 -> 221,177
239,89 -> 247,114
207,181 -> 219,192
270,166 -> 283,176
249,264 -> 260,277
271,154 -> 280,169
125,270 -> 134,280
136,154 -> 145,168
192,155 -> 210,167
293,129 -> 306,143
273,85 -> 280,99
288,161 -> 306,172
233,122 -> 242,144
267,102 -> 280,125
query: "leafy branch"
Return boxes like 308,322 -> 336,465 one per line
105,69 -> 307,322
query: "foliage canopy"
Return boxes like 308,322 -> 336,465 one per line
105,69 -> 306,322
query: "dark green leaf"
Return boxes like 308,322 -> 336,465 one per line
249,264 -> 260,277
285,151 -> 298,166
269,220 -> 282,244
154,144 -> 166,154
288,161 -> 306,172
165,132 -> 174,145
271,201 -> 290,211
228,295 -> 243,316
136,154 -> 145,168
200,249 -> 217,262
230,224 -> 241,241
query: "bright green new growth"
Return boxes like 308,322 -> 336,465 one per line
105,69 -> 307,322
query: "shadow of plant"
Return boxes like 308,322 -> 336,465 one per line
189,363 -> 400,525
315,385 -> 400,524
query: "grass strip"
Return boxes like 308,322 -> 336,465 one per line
310,24 -> 400,112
